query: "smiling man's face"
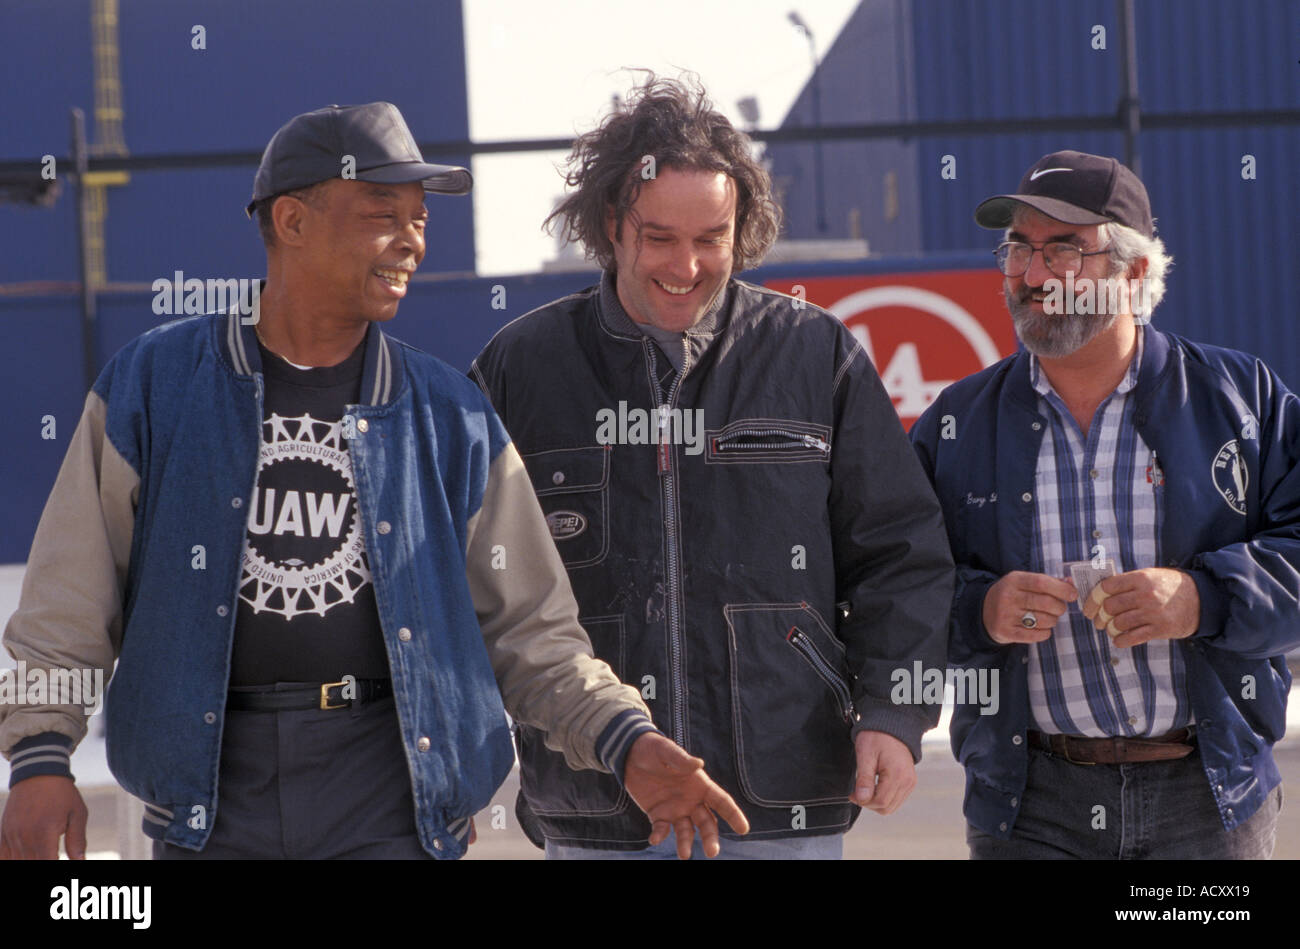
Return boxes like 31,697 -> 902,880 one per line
292,179 -> 428,323
607,167 -> 736,333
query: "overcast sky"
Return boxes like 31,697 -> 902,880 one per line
463,0 -> 858,275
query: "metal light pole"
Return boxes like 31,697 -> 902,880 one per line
788,11 -> 827,234
1117,0 -> 1141,176
71,108 -> 98,393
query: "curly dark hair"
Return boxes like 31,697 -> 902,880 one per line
545,72 -> 782,272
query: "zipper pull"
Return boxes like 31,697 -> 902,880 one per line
803,434 -> 830,452
658,441 -> 672,475
1147,450 -> 1164,486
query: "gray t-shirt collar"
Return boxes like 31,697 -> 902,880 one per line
597,270 -> 729,373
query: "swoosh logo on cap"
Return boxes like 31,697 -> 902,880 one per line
1029,167 -> 1072,181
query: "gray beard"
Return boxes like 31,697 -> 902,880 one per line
1006,287 -> 1117,358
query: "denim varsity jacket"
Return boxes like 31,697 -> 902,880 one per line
0,312 -> 653,859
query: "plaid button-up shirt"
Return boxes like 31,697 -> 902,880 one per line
1026,328 -> 1194,736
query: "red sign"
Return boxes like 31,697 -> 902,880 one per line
764,270 -> 1017,430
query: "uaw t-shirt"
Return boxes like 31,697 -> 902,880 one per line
228,338 -> 389,686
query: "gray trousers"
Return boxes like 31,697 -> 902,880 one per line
153,688 -> 432,860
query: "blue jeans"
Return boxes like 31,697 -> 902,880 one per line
546,830 -> 844,860
967,745 -> 1282,859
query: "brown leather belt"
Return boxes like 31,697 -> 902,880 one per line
1027,727 -> 1195,765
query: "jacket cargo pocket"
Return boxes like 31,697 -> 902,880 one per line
521,445 -> 610,568
516,615 -> 631,817
705,418 -> 832,464
724,602 -> 857,807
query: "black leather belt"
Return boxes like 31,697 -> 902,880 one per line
226,679 -> 393,712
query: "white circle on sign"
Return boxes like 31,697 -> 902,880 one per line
828,286 -> 1001,368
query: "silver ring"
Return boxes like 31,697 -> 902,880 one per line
1020,611 -> 1038,629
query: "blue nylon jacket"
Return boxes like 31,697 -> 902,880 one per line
910,327 -> 1300,839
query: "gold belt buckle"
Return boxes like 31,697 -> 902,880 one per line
320,681 -> 349,710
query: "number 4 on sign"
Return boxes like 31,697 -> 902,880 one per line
851,325 -> 951,418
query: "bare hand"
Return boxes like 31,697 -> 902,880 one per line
852,730 -> 916,815
983,571 -> 1077,644
1081,567 -> 1200,648
623,732 -> 749,859
0,775 -> 88,860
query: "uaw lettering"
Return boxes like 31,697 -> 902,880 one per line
240,413 -> 372,620
247,488 -> 351,539
890,661 -> 1000,716
1041,272 -> 1151,320
151,270 -> 260,322
49,880 -> 151,930
0,662 -> 103,715
595,401 -> 705,456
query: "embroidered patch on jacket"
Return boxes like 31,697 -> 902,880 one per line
546,510 -> 588,540
1211,440 -> 1248,516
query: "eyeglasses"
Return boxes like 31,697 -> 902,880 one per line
994,241 -> 1112,278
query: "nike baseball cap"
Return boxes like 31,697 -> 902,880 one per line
974,150 -> 1153,238
246,102 -> 472,217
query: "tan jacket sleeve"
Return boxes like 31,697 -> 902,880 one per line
464,442 -> 652,773
0,391 -> 137,765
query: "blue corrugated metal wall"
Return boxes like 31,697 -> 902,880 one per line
774,0 -> 1300,389
767,0 -> 922,252
909,0 -> 1300,380
1,0 -> 476,562
1,0 -> 475,287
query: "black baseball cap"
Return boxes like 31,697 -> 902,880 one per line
246,102 -> 472,217
974,150 -> 1153,238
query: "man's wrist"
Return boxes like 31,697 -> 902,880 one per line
7,732 -> 74,789
967,576 -> 1004,647
851,709 -> 925,764
595,709 -> 660,786
1184,567 -> 1228,641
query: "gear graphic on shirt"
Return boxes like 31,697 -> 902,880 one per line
238,413 -> 373,620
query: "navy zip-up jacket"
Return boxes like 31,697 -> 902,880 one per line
474,276 -> 955,848
910,327 -> 1299,839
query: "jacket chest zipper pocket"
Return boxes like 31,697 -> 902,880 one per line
787,626 -> 854,723
706,421 -> 832,464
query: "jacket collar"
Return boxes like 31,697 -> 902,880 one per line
1005,323 -> 1172,413
222,311 -> 403,407
1131,323 -> 1173,403
594,269 -> 730,342
1030,324 -> 1145,398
